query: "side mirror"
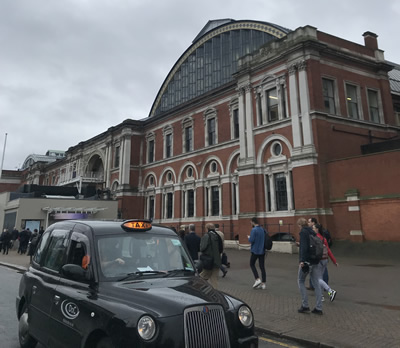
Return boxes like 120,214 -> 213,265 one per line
61,264 -> 88,282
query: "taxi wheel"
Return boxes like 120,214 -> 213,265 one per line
96,337 -> 114,348
18,302 -> 38,348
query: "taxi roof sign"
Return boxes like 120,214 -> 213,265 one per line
122,220 -> 152,231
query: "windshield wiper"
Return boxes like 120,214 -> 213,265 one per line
118,270 -> 167,282
164,268 -> 195,277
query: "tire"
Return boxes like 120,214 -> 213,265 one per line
96,337 -> 114,348
18,302 -> 37,348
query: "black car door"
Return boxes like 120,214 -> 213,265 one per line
48,231 -> 95,348
28,228 -> 69,345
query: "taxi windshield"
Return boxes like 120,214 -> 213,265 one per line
97,233 -> 194,279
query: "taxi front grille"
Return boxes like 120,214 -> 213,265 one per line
184,305 -> 230,348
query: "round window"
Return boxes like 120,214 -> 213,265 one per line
149,176 -> 154,185
187,167 -> 193,178
167,172 -> 172,181
272,142 -> 282,156
210,161 -> 217,173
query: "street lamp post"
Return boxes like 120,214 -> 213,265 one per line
0,132 -> 8,179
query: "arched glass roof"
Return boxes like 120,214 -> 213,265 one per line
150,19 -> 290,117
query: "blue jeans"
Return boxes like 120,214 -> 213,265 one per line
298,263 -> 323,310
309,266 -> 329,289
317,259 -> 332,292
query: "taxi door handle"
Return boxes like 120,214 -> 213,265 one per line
54,295 -> 60,305
32,285 -> 37,295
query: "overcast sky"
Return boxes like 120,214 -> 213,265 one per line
1,0 -> 399,170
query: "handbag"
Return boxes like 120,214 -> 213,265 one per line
200,253 -> 214,270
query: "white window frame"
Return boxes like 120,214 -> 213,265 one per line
229,98 -> 239,140
163,126 -> 174,159
182,117 -> 194,153
257,75 -> 288,126
345,82 -> 363,120
114,144 -> 121,168
203,108 -> 218,146
366,88 -> 383,124
322,77 -> 339,115
146,132 -> 155,164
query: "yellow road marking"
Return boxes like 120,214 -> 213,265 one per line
259,336 -> 300,348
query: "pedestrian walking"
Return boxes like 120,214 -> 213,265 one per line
28,229 -> 40,263
313,223 -> 338,302
1,228 -> 12,255
178,225 -> 187,240
297,217 -> 323,315
199,223 -> 222,288
307,217 -> 329,289
247,217 -> 266,290
184,224 -> 201,261
18,228 -> 30,254
215,224 -> 228,277
11,227 -> 19,251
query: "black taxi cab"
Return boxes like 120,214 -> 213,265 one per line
16,219 -> 258,348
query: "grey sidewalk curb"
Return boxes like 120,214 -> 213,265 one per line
0,261 -> 28,272
255,326 -> 335,348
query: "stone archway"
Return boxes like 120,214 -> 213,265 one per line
87,155 -> 104,179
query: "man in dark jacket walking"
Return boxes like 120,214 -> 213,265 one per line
18,228 -> 30,254
1,228 -> 12,255
297,217 -> 323,315
184,224 -> 201,261
199,223 -> 222,288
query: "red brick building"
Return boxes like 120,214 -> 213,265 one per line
7,20 -> 400,242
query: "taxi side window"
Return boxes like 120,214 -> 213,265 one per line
33,231 -> 50,264
67,240 -> 87,268
42,230 -> 69,272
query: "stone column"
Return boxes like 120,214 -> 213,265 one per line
244,84 -> 255,161
288,64 -> 302,147
238,87 -> 247,162
121,129 -> 132,186
298,60 -> 313,146
285,170 -> 293,211
269,174 -> 276,212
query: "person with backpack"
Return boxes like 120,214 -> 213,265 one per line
307,217 -> 329,289
313,224 -> 338,302
297,217 -> 323,315
28,229 -> 40,263
215,224 -> 228,277
247,217 -> 267,290
199,223 -> 223,288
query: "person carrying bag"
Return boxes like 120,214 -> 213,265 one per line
199,223 -> 222,288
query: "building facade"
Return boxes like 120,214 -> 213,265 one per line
9,20 -> 400,242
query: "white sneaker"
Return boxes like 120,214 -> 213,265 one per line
253,279 -> 261,288
260,283 -> 266,290
329,290 -> 337,302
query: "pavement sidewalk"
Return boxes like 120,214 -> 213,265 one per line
1,241 -> 400,348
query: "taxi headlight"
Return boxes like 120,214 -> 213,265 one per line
238,305 -> 253,327
137,315 -> 156,340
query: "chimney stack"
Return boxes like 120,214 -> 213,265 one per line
363,31 -> 378,50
